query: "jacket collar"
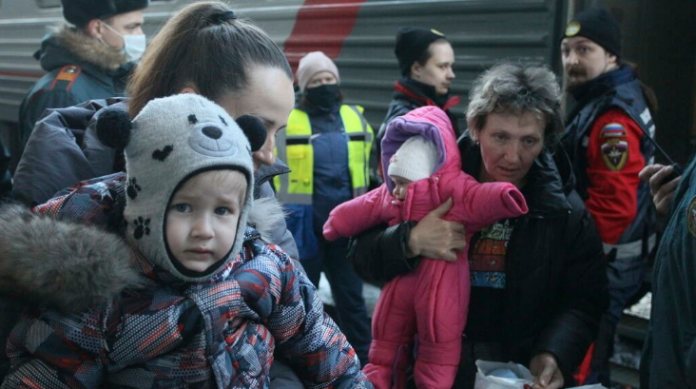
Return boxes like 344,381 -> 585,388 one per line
254,159 -> 290,191
394,77 -> 461,111
567,65 -> 637,120
459,134 -> 571,217
37,26 -> 132,82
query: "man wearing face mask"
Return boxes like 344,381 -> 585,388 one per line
274,51 -> 374,367
560,7 -> 658,386
15,0 -> 148,172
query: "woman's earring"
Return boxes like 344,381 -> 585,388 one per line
475,140 -> 480,146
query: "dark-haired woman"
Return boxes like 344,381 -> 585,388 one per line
350,63 -> 607,389
2,2 -> 368,387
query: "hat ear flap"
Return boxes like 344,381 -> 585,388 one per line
236,115 -> 268,152
96,107 -> 133,150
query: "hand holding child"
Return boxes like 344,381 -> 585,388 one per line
407,198 -> 466,261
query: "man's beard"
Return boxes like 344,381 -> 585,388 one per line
564,66 -> 587,93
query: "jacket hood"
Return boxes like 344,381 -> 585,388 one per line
381,106 -> 457,193
0,197 -> 284,311
0,203 -> 143,312
38,26 -> 130,74
459,134 -> 572,217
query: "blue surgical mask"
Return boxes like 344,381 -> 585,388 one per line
102,22 -> 146,62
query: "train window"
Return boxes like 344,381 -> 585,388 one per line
36,0 -> 61,8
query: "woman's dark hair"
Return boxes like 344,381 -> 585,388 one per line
415,37 -> 449,68
466,63 -> 564,145
624,61 -> 659,114
128,1 -> 292,118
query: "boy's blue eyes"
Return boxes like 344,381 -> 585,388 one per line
214,207 -> 232,216
170,203 -> 233,215
173,203 -> 191,213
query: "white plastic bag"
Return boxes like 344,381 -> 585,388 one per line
474,360 -> 534,389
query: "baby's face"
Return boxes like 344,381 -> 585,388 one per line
165,170 -> 247,272
390,175 -> 413,201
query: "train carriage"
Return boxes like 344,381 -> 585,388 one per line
0,0 -> 568,162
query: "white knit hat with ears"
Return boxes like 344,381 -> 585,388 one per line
97,94 -> 254,282
387,135 -> 439,182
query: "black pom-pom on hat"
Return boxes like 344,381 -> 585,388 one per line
96,107 -> 132,151
236,115 -> 268,152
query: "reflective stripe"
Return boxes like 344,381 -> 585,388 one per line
276,105 -> 373,205
277,192 -> 312,205
286,134 -> 313,145
603,234 -> 657,259
341,105 -> 372,194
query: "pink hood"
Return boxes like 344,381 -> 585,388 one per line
381,106 -> 459,193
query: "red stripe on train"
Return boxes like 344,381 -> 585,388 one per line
283,0 -> 368,75
0,70 -> 42,79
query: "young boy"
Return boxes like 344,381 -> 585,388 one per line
0,94 -> 370,389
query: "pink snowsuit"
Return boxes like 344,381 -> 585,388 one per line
323,106 -> 529,389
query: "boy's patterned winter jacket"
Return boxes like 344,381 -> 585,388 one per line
0,203 -> 370,389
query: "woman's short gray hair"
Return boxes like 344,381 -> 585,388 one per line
466,63 -> 563,143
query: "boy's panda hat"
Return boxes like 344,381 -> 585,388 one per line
97,94 -> 267,282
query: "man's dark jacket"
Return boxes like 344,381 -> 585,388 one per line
16,27 -> 132,171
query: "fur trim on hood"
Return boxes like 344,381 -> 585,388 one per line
53,25 -> 128,71
247,196 -> 287,244
0,196 -> 285,311
0,204 -> 143,313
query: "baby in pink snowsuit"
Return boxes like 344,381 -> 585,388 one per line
323,106 -> 529,389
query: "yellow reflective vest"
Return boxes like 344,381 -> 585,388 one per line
274,105 -> 373,205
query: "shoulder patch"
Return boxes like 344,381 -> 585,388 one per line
601,139 -> 628,171
600,123 -> 627,138
687,196 -> 696,237
49,65 -> 82,91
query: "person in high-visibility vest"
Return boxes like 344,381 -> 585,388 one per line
274,51 -> 373,366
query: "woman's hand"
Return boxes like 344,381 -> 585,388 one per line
639,164 -> 681,217
529,352 -> 563,389
406,198 -> 466,261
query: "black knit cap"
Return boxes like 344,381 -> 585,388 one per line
563,7 -> 622,57
61,0 -> 150,27
395,27 -> 447,77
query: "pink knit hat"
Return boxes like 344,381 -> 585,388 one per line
296,51 -> 340,91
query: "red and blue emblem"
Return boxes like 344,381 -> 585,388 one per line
600,123 -> 627,138
601,139 -> 628,171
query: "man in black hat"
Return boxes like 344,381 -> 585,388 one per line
372,27 -> 459,183
14,0 -> 149,172
560,7 -> 657,386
